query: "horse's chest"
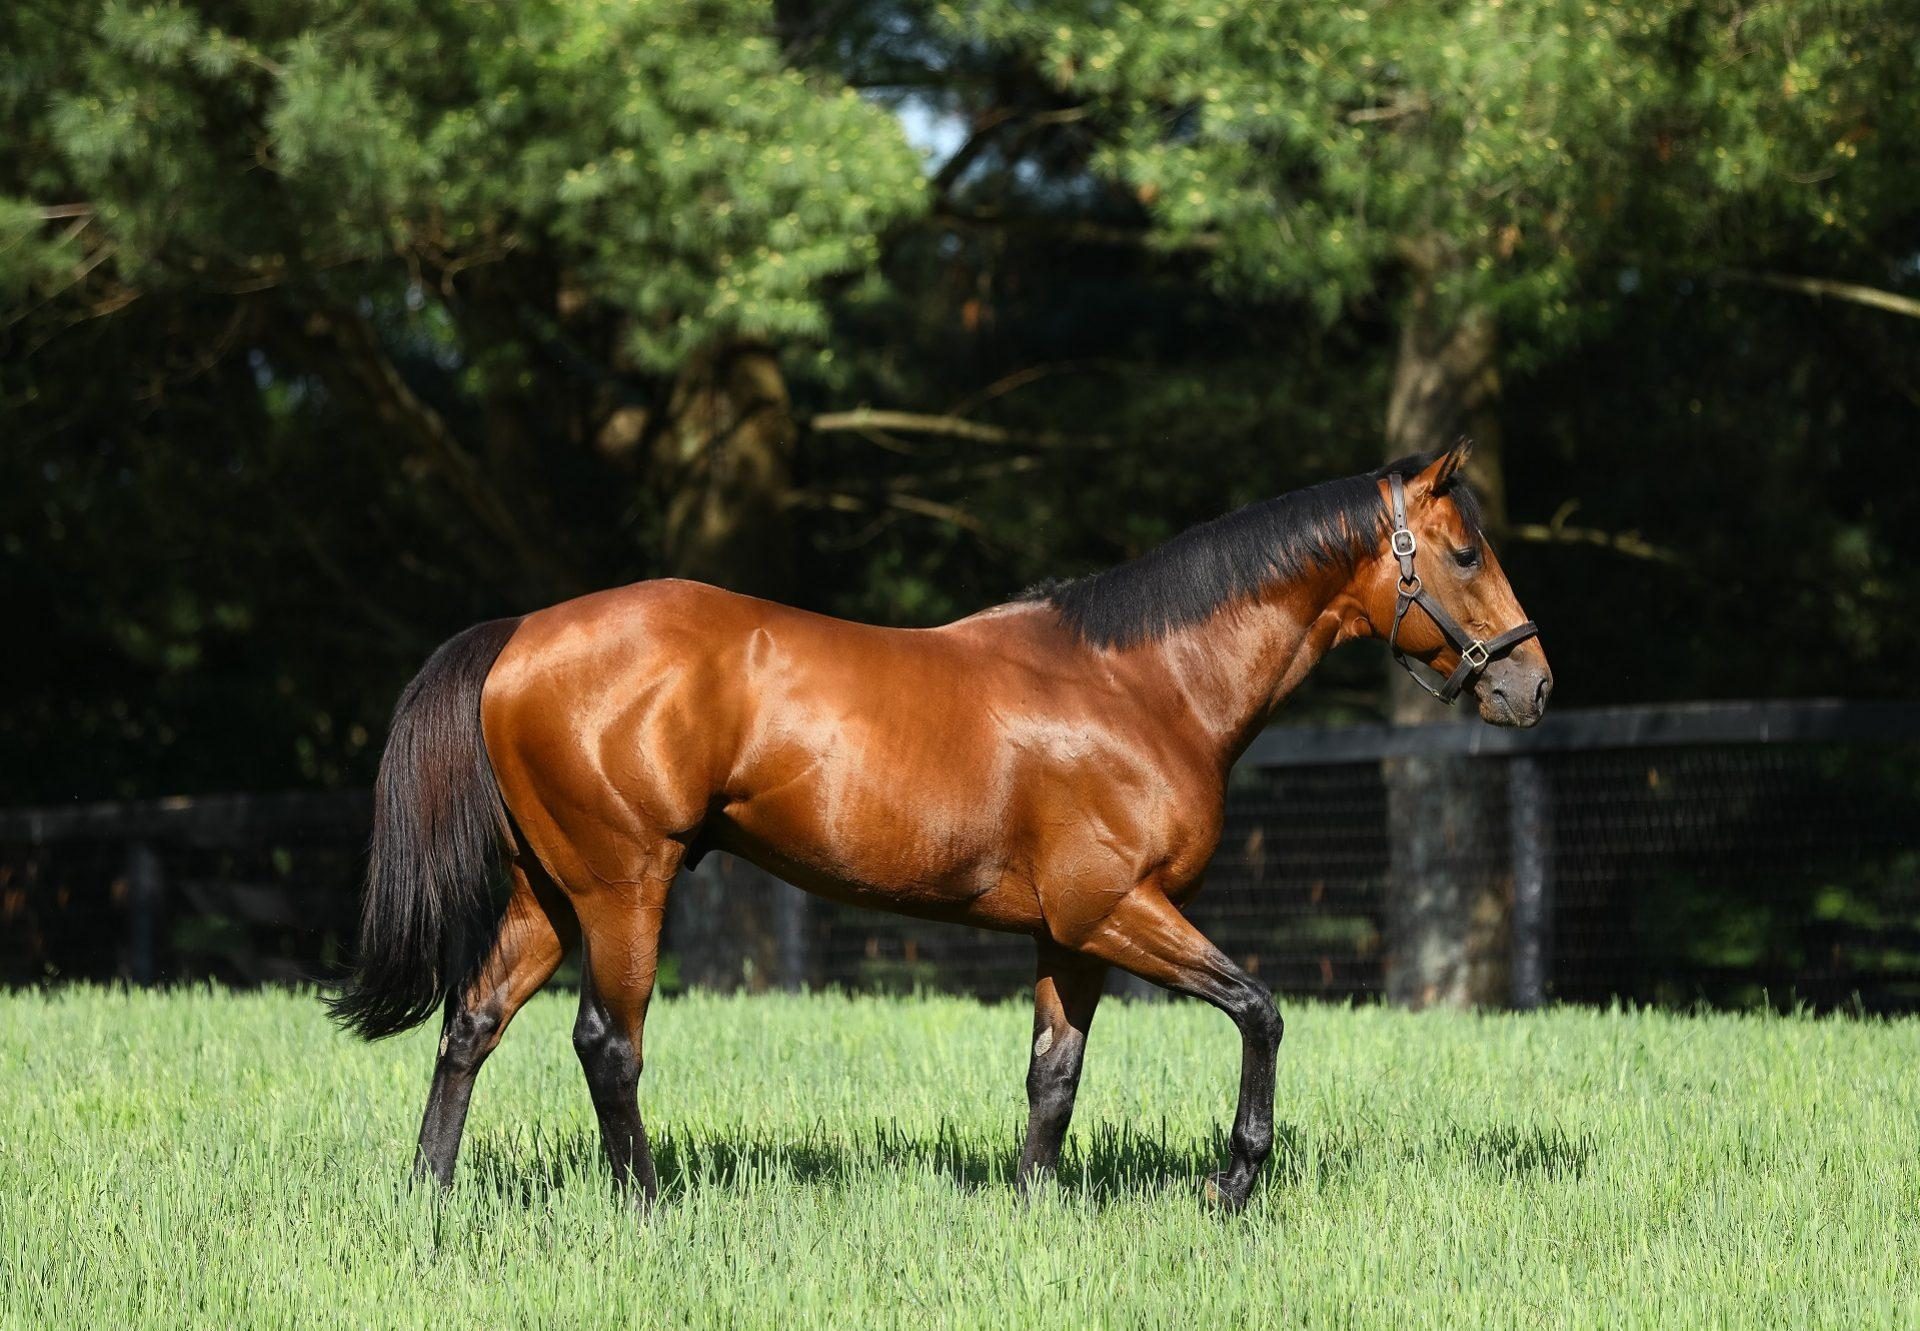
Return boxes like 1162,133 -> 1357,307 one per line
1014,758 -> 1223,883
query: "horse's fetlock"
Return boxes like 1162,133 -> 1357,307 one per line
1234,1120 -> 1274,1164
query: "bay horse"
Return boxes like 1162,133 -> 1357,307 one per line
329,438 -> 1551,1211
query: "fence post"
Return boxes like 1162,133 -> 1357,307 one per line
1383,750 -> 1510,1008
1506,755 -> 1553,1010
667,853 -> 802,991
774,880 -> 810,992
125,839 -> 164,985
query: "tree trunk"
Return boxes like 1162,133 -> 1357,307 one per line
653,341 -> 811,992
1381,282 -> 1512,1009
652,341 -> 797,595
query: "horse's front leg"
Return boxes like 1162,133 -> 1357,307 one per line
1015,941 -> 1108,1194
1070,884 -> 1283,1212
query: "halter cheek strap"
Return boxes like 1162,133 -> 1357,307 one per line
1386,472 -> 1540,704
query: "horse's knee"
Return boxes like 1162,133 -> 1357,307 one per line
1233,980 -> 1283,1051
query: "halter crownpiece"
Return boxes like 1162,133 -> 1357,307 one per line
1386,471 -> 1540,704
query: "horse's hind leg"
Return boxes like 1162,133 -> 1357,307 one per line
1069,885 -> 1282,1213
571,872 -> 673,1202
1016,940 -> 1107,1193
416,860 -> 576,1187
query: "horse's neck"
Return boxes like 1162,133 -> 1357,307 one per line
1144,565 -> 1368,764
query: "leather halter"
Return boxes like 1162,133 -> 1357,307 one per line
1386,472 -> 1540,704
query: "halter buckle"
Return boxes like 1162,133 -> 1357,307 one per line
1462,640 -> 1491,670
1389,528 -> 1417,559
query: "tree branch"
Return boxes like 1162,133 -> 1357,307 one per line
931,204 -> 1222,255
884,492 -> 994,538
1507,511 -> 1680,565
1347,95 -> 1432,125
1726,270 -> 1920,320
934,106 -> 1093,194
807,406 -> 1115,451
788,487 -> 1047,557
943,357 -> 1130,419
299,306 -> 580,597
931,109 -> 1021,195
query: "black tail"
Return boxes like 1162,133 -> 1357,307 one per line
328,618 -> 523,1041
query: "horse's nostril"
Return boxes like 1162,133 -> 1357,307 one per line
1534,676 -> 1552,707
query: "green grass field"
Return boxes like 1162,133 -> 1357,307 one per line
2,988 -> 1915,1329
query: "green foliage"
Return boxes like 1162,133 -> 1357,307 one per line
0,0 -> 932,797
953,1 -> 1920,348
1,0 -> 1916,800
5,989 -> 1920,1325
6,0 -> 924,367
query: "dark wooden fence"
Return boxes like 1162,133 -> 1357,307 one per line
0,792 -> 370,986
4,700 -> 1918,1009
1235,700 -> 1920,1010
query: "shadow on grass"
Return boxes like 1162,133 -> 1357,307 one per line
465,1119 -> 1224,1207
463,1117 -> 1595,1207
1434,1122 -> 1597,1180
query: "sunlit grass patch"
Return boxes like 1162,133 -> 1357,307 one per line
2,988 -> 1915,1328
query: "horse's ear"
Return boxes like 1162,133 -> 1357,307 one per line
1416,437 -> 1473,496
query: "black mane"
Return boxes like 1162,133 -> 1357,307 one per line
1022,452 -> 1483,649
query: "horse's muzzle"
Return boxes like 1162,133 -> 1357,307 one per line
1475,658 -> 1553,728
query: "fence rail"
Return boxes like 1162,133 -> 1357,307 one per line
3,699 -> 1917,1011
1241,699 -> 1920,765
0,791 -> 370,844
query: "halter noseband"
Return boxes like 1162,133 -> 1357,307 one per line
1386,472 -> 1540,704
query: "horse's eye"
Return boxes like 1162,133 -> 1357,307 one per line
1451,546 -> 1481,570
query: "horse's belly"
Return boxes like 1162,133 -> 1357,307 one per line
709,796 -> 1040,931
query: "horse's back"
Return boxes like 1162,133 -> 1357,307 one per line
485,578 -> 1053,734
480,579 -> 1040,839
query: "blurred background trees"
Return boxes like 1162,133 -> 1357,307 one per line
951,0 -> 1920,1002
4,0 -> 1917,811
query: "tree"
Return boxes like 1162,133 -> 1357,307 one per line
0,0 -> 923,797
953,0 -> 1920,1005
1,0 -> 926,589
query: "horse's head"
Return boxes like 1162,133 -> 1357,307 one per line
1366,440 -> 1553,727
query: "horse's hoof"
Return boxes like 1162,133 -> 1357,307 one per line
1015,1165 -> 1056,1205
1201,1172 -> 1250,1214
